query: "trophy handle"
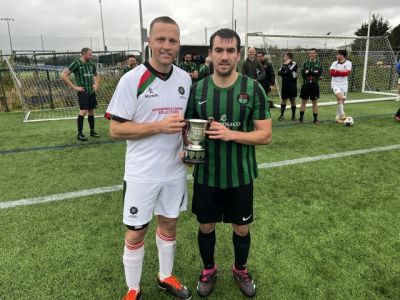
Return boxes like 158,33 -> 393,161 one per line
205,117 -> 214,137
206,117 -> 214,130
183,120 -> 190,144
185,120 -> 190,138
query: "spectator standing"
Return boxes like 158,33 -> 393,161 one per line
241,47 -> 265,82
277,52 -> 298,121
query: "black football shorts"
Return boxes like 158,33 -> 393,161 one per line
192,181 -> 254,225
77,91 -> 98,110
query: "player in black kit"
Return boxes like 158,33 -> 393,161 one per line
277,52 -> 298,121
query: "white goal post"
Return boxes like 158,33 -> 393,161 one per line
246,33 -> 398,107
4,53 -> 134,122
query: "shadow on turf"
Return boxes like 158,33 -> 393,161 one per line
272,113 -> 394,127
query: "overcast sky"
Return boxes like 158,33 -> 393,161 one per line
0,0 -> 399,52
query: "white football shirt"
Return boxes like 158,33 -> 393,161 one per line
330,60 -> 352,88
106,62 -> 191,183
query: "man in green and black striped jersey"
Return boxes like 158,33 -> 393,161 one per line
123,55 -> 137,74
299,48 -> 323,124
61,47 -> 100,141
198,55 -> 213,80
184,28 -> 272,298
179,52 -> 198,81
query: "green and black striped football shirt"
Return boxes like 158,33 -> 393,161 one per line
185,74 -> 270,189
179,61 -> 197,74
198,64 -> 211,80
68,59 -> 97,94
123,66 -> 134,74
301,59 -> 323,84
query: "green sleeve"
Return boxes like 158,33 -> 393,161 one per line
68,61 -> 79,72
199,65 -> 210,79
253,82 -> 270,120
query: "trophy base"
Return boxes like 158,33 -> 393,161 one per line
183,148 -> 206,164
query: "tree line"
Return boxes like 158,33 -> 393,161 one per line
355,14 -> 400,50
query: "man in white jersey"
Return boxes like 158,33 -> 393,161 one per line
106,16 -> 192,300
330,49 -> 352,123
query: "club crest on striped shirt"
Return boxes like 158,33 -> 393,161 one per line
237,93 -> 249,104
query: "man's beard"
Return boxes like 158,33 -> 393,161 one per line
215,65 -> 235,77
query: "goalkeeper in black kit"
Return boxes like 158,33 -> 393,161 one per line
277,52 -> 298,121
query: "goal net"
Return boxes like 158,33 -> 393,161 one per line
4,55 -> 124,122
246,33 -> 398,106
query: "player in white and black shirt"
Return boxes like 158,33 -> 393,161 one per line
106,16 -> 192,300
330,49 -> 352,123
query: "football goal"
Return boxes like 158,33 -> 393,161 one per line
4,55 -> 125,122
246,33 -> 398,107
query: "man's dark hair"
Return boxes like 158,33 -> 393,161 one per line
285,52 -> 293,59
210,28 -> 241,51
183,52 -> 192,57
126,54 -> 136,60
338,49 -> 347,58
81,47 -> 91,55
149,16 -> 179,35
257,51 -> 265,56
309,48 -> 317,53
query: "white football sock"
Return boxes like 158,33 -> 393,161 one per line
123,239 -> 145,291
156,228 -> 176,280
338,102 -> 344,115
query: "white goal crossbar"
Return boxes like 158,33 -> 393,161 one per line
246,32 -> 398,107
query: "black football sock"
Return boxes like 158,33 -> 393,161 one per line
88,115 -> 95,131
299,111 -> 305,120
291,106 -> 296,118
396,108 -> 400,117
198,229 -> 216,270
313,113 -> 318,121
233,231 -> 251,271
268,100 -> 274,109
280,104 -> 286,117
77,115 -> 84,134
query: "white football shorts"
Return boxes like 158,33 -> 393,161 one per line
332,85 -> 348,98
123,176 -> 188,226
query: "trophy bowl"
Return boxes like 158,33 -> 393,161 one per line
183,119 -> 210,164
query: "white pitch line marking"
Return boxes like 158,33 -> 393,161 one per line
0,185 -> 123,209
1,144 -> 399,210
258,144 -> 400,169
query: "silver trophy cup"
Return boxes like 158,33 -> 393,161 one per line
183,119 -> 210,164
